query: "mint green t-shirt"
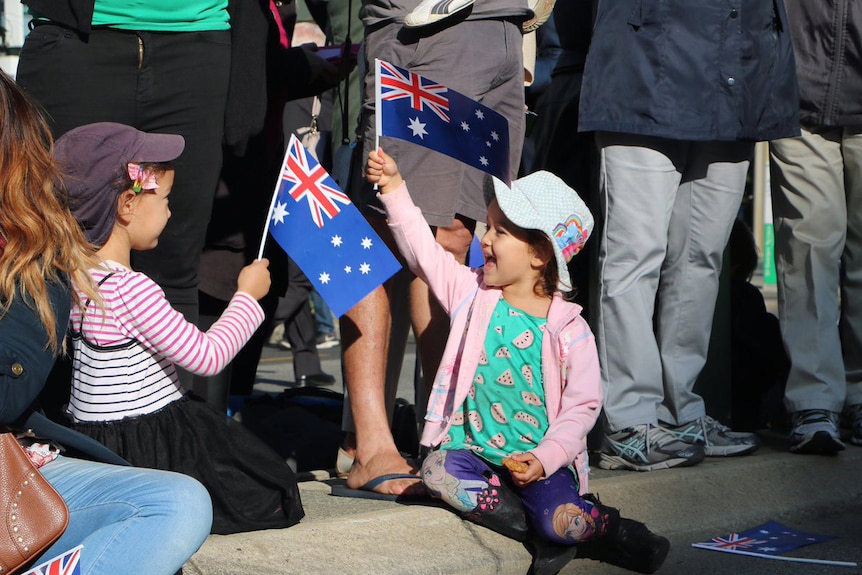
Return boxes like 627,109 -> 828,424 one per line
442,298 -> 548,466
91,0 -> 229,31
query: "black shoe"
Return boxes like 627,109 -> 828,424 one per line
525,537 -> 579,575
299,373 -> 336,386
579,499 -> 670,574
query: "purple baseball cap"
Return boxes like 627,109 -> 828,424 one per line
54,122 -> 185,247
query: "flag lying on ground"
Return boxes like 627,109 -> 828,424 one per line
693,520 -> 855,567
23,545 -> 82,575
375,59 -> 511,184
263,134 -> 402,318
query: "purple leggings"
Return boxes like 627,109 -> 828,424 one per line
421,449 -> 602,544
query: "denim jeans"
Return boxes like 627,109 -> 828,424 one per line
39,456 -> 212,575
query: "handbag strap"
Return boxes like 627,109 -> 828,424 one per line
339,0 -> 353,145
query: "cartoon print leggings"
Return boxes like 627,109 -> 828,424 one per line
422,449 -> 602,544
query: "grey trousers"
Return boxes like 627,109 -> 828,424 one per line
770,126 -> 862,413
596,133 -> 752,431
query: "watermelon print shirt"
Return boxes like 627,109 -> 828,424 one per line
442,297 -> 549,466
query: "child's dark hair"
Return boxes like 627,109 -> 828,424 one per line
524,229 -> 578,302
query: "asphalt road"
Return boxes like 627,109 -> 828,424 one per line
561,498 -> 862,575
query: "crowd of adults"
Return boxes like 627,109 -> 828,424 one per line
1,0 -> 860,572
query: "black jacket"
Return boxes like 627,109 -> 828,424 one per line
785,0 -> 862,127
0,278 -> 127,465
579,0 -> 800,142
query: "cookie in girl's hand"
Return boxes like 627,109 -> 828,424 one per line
502,457 -> 528,473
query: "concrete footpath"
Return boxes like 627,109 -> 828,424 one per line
185,435 -> 862,575
185,281 -> 862,574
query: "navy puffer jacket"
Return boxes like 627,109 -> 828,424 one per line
579,0 -> 800,142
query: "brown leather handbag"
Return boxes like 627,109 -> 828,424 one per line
0,432 -> 69,574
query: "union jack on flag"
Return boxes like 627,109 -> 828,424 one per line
280,136 -> 351,228
695,533 -> 766,551
23,545 -> 82,575
379,60 -> 450,122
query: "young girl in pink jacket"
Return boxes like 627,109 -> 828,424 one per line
367,148 -> 668,575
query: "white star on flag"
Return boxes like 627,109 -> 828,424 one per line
319,272 -> 331,284
461,121 -> 470,131
475,109 -> 484,120
408,117 -> 427,139
361,237 -> 373,249
331,235 -> 343,247
344,265 -> 352,273
491,131 -> 500,141
271,201 -> 289,225
360,262 -> 371,274
480,156 -> 489,166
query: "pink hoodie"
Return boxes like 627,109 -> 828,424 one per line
381,183 -> 602,493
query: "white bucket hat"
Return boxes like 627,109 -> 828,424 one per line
486,171 -> 594,290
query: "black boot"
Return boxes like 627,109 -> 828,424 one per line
461,472 -> 529,541
578,499 -> 670,574
524,536 -> 579,575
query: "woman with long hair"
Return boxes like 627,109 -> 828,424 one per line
0,69 -> 212,575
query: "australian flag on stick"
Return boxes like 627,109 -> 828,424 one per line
375,59 -> 511,185
263,134 -> 401,318
23,545 -> 83,575
692,520 -> 855,567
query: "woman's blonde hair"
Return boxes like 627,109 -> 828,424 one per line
0,71 -> 99,351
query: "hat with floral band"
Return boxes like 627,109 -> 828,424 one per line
485,171 -> 593,290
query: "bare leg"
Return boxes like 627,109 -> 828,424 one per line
342,219 -> 420,495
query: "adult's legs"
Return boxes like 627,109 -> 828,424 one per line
281,258 -> 325,381
596,133 -> 684,431
771,127 -> 848,412
341,280 -> 418,493
40,457 -> 211,575
841,127 -> 862,408
656,141 -> 751,425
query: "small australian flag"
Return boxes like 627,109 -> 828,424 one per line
376,59 -> 511,185
266,134 -> 402,318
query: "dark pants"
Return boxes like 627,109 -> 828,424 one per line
275,258 -> 321,382
17,24 -> 231,326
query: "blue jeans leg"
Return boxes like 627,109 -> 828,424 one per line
39,456 -> 212,575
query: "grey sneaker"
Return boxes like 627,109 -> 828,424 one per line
404,0 -> 475,28
789,409 -> 845,454
599,424 -> 705,472
840,404 -> 862,447
662,415 -> 759,457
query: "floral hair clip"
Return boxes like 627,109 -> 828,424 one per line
127,163 -> 159,194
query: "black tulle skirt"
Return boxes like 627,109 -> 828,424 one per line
72,395 -> 304,535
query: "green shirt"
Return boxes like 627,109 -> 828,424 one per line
442,298 -> 548,466
91,0 -> 229,31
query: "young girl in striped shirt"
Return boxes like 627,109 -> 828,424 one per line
55,122 -> 304,535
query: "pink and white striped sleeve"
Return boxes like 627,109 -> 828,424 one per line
114,273 -> 265,376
